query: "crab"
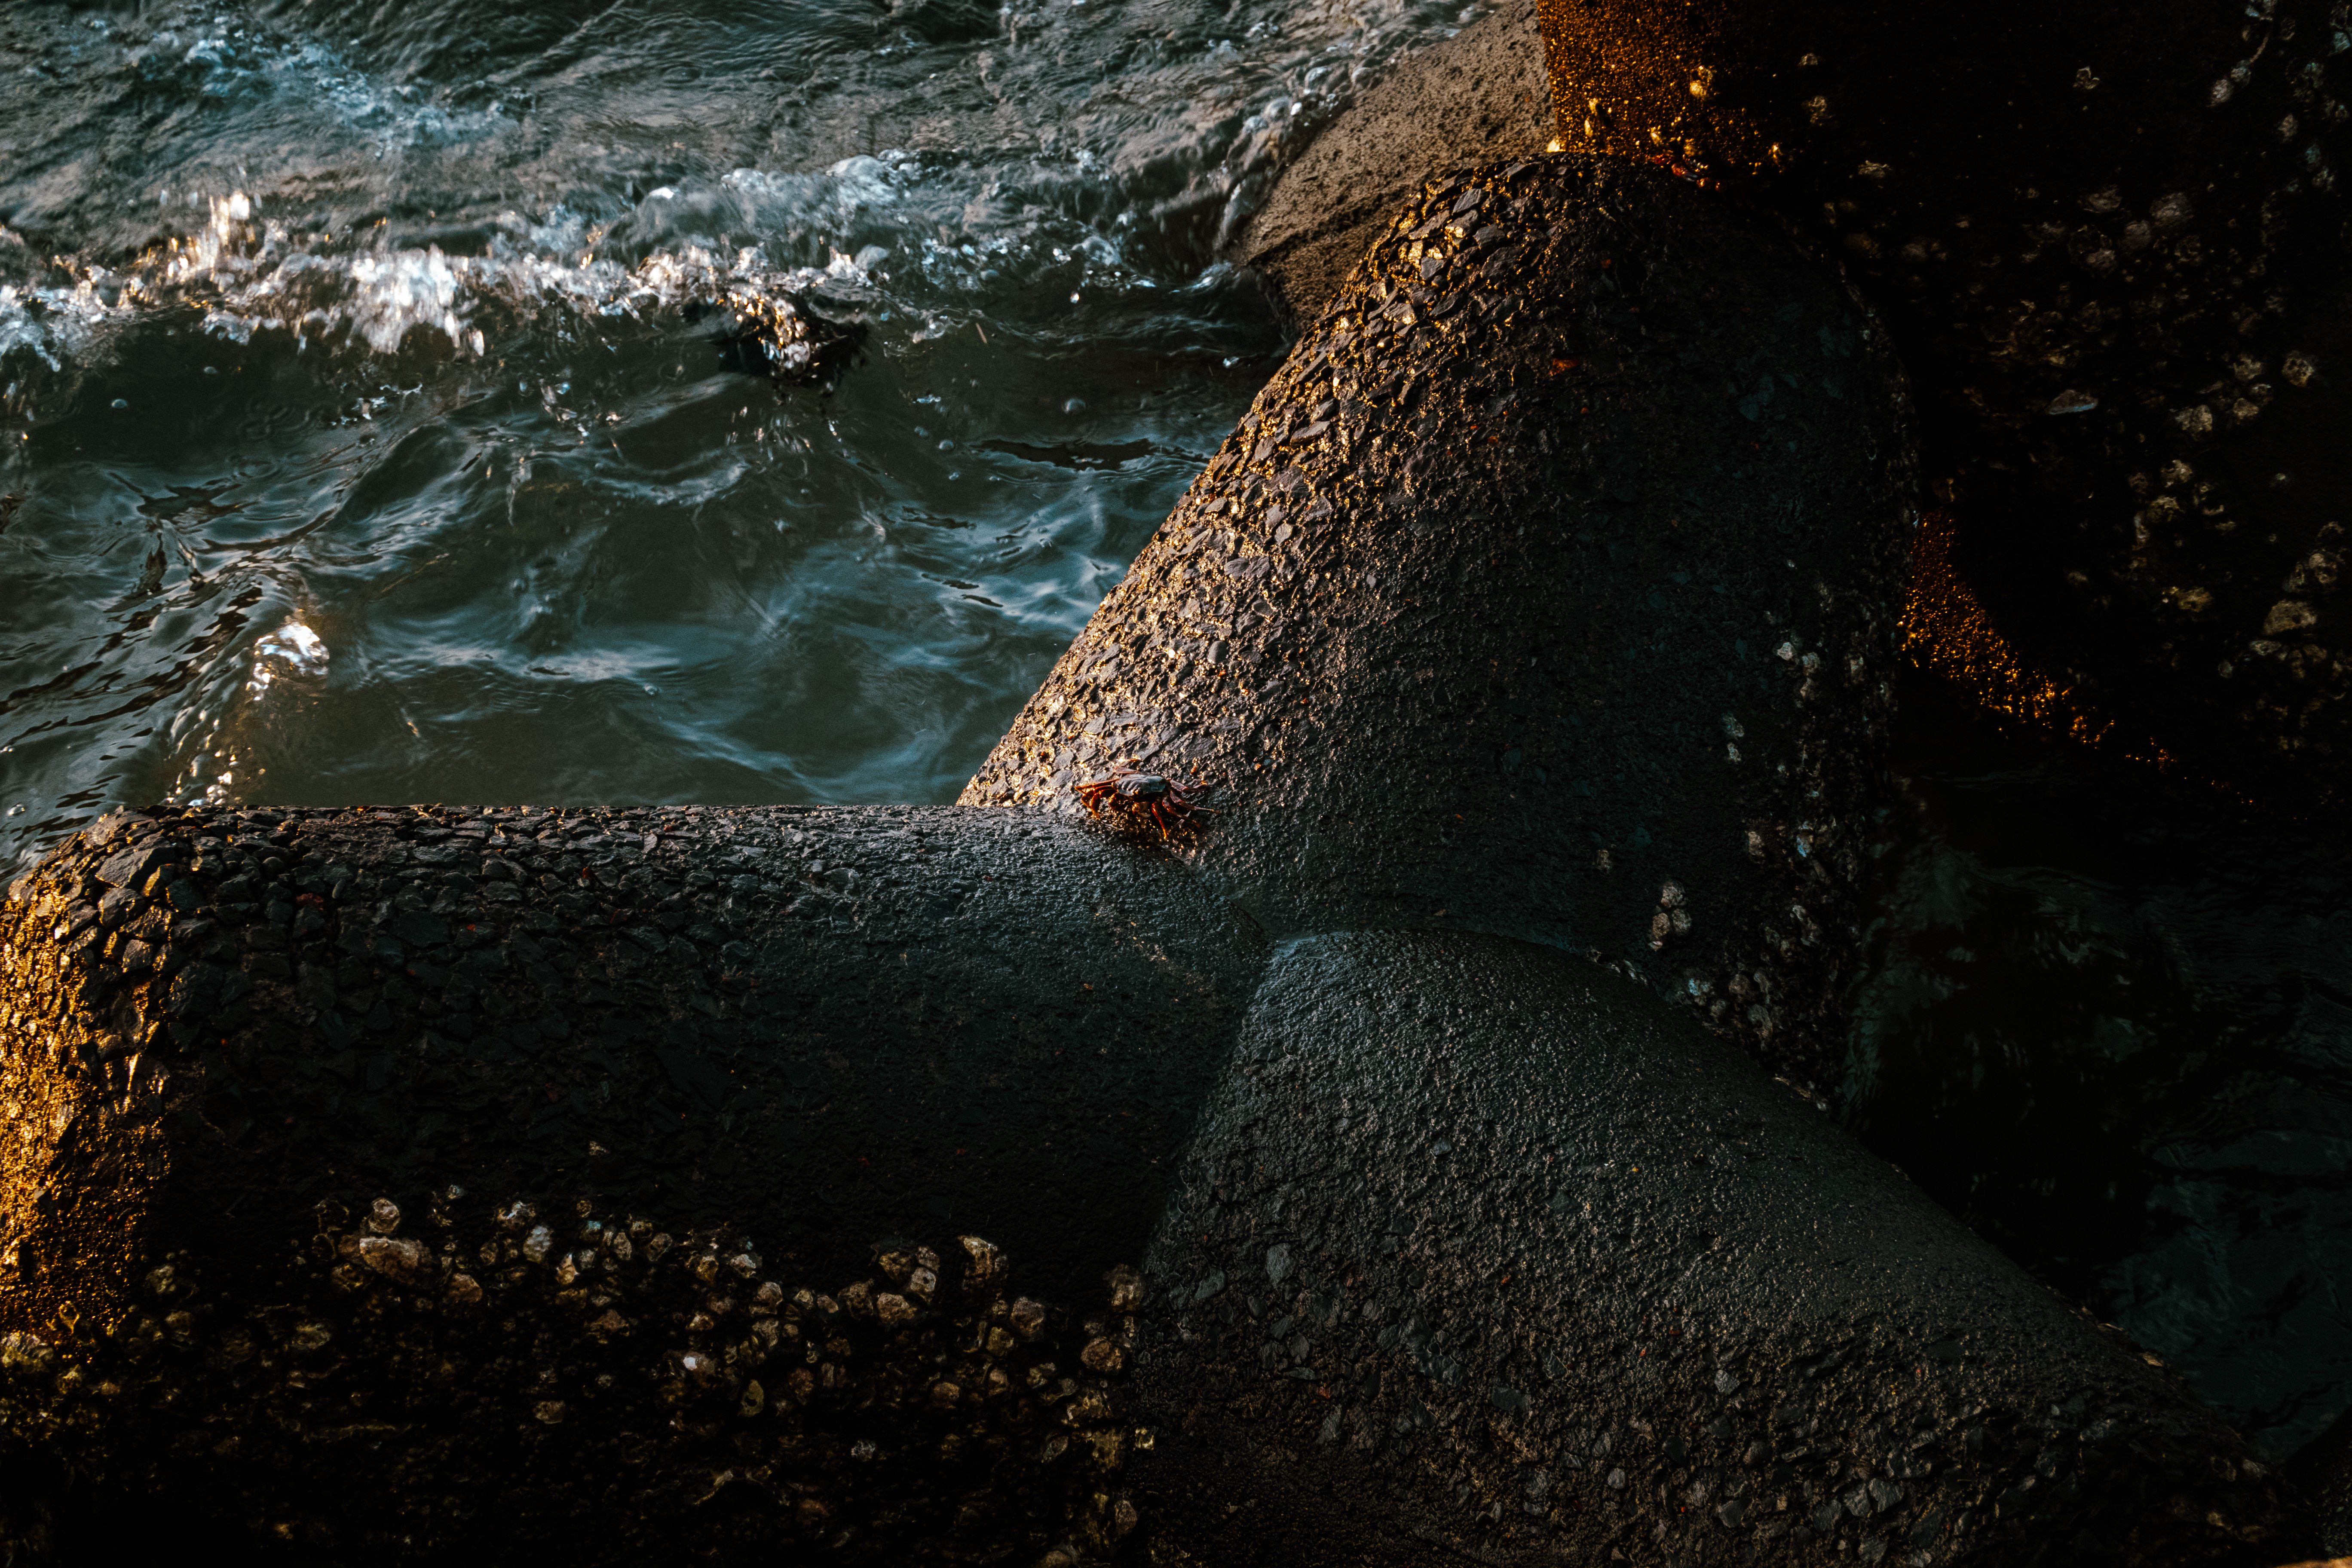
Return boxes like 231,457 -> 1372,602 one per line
1075,759 -> 1218,839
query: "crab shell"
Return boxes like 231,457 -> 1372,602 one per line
1112,772 -> 1172,801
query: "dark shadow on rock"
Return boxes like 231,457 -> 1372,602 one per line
1519,0 -> 2352,810
2288,1403 -> 2352,1556
1133,929 -> 2311,1567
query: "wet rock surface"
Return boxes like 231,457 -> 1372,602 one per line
1516,0 -> 2352,805
1130,930 -> 2310,1566
973,154 -> 1915,1085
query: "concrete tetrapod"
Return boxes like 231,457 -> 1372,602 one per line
1243,0 -> 2352,808
0,157 -> 2315,1562
1521,0 -> 2352,808
0,804 -> 1259,1562
1131,932 -> 2307,1566
965,155 -> 1913,1084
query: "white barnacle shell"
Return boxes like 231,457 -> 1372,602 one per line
522,1225 -> 554,1264
1107,1265 -> 1144,1313
961,1236 -> 1007,1295
0,1333 -> 53,1376
356,1236 -> 431,1284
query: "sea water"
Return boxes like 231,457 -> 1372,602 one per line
0,0 -> 1464,836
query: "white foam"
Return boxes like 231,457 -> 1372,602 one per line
0,0 -> 1475,376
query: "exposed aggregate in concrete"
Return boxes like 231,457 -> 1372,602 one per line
968,154 -> 1916,1090
0,799 -> 1262,1560
1128,931 -> 2309,1567
0,153 -> 2330,1565
1236,0 -> 1554,326
1525,0 -> 2352,802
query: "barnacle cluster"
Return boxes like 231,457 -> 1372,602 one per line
0,1200 -> 1148,1560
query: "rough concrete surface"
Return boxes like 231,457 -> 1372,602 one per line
0,803 -> 1255,1562
1519,0 -> 2352,808
1132,931 -> 2307,1566
1236,0 -> 1553,325
0,156 -> 2325,1563
976,155 -> 1916,1088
